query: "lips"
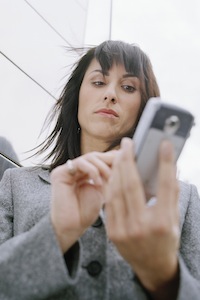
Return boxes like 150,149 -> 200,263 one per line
95,108 -> 119,117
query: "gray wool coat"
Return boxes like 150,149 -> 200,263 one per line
0,166 -> 200,300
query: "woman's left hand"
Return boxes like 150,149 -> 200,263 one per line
105,137 -> 180,296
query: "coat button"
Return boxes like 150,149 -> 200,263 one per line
92,216 -> 103,228
86,261 -> 102,276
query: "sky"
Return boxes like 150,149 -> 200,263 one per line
0,0 -> 200,192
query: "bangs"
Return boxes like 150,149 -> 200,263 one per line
94,40 -> 144,77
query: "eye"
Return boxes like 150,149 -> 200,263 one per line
92,81 -> 105,86
122,85 -> 136,93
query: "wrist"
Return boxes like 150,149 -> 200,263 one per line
50,217 -> 84,253
135,258 -> 179,299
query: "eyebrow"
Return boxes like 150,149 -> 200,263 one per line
122,73 -> 137,79
90,69 -> 108,76
90,69 -> 137,79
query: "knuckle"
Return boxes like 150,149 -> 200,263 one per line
110,231 -> 127,244
112,224 -> 145,243
128,225 -> 144,241
152,219 -> 171,236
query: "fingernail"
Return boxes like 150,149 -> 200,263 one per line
88,179 -> 95,185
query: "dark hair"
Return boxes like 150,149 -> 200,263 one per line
36,40 -> 160,170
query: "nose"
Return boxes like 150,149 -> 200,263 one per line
104,96 -> 116,103
103,85 -> 117,104
104,91 -> 117,104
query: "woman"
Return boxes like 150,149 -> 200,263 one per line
0,40 -> 199,300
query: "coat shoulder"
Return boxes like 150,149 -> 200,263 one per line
178,180 -> 200,230
3,165 -> 51,185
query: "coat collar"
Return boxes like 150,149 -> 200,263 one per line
38,167 -> 51,184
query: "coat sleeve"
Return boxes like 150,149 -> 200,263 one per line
177,183 -> 200,299
0,169 -> 80,300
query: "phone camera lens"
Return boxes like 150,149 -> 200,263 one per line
164,115 -> 180,134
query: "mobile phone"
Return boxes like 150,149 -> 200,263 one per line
133,97 -> 195,196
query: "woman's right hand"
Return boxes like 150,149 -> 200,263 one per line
50,151 -> 115,253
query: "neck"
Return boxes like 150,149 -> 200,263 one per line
80,135 -> 109,154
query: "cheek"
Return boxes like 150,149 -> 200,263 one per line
77,90 -> 84,124
78,84 -> 94,111
123,98 -> 141,125
78,88 -> 94,126
78,102 -> 87,127
78,85 -> 88,117
79,87 -> 86,107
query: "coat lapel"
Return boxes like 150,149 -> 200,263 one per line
38,168 -> 51,184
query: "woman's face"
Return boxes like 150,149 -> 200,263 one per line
78,58 -> 141,150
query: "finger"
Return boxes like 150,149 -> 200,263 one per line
51,159 -> 102,187
157,140 -> 179,209
119,138 -> 146,213
95,150 -> 117,167
67,158 -> 104,185
105,138 -> 146,234
105,149 -> 127,236
72,151 -> 116,182
85,151 -> 116,180
51,151 -> 117,188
